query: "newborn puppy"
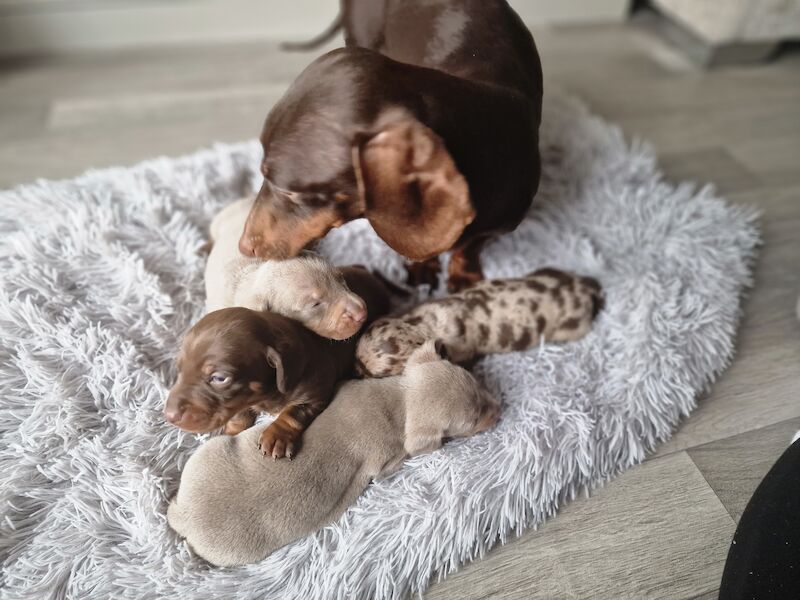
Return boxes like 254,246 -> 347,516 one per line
206,197 -> 367,340
165,267 -> 391,458
167,341 -> 500,567
357,268 -> 603,377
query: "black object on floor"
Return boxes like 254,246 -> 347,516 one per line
719,435 -> 800,599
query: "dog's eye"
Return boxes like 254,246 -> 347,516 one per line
208,372 -> 232,388
308,291 -> 323,310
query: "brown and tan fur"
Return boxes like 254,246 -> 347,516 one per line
238,0 -> 543,293
167,341 -> 501,567
356,268 -> 603,377
206,197 -> 368,340
165,267 -> 391,458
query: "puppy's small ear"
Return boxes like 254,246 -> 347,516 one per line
264,346 -> 300,394
404,339 -> 443,370
353,119 -> 475,262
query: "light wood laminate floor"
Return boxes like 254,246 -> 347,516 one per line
1,23 -> 798,600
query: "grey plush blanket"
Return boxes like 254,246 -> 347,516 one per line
0,91 -> 759,599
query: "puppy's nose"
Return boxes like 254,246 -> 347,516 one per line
342,297 -> 367,324
344,306 -> 367,324
164,406 -> 184,425
238,234 -> 257,257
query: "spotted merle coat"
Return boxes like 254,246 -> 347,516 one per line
355,268 -> 603,377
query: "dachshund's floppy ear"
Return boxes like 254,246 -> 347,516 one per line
264,346 -> 303,394
353,120 -> 475,262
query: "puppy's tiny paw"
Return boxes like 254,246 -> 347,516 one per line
258,424 -> 299,460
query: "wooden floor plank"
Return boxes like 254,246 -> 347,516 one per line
424,453 -> 734,600
538,27 -> 800,117
659,147 -> 762,194
0,110 -> 261,188
728,135 -> 800,189
613,99 -> 800,155
689,417 -> 800,522
689,591 -> 721,600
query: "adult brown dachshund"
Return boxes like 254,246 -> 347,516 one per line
239,0 -> 543,292
164,266 -> 391,459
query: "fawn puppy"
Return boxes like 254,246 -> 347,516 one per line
167,341 -> 501,566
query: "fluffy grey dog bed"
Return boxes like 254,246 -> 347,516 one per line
0,92 -> 758,599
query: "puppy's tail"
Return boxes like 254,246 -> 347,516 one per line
280,13 -> 343,52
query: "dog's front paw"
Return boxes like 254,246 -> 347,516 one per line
257,422 -> 300,460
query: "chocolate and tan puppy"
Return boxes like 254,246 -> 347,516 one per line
238,0 -> 543,292
206,197 -> 368,340
167,341 -> 500,567
165,266 -> 391,458
356,268 -> 603,377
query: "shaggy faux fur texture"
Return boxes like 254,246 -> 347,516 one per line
0,92 -> 759,599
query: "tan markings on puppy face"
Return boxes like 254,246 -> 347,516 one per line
246,199 -> 344,260
165,309 -> 280,433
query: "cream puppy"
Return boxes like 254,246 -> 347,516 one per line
205,197 -> 367,339
167,341 -> 500,567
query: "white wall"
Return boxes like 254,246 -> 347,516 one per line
0,0 -> 630,56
